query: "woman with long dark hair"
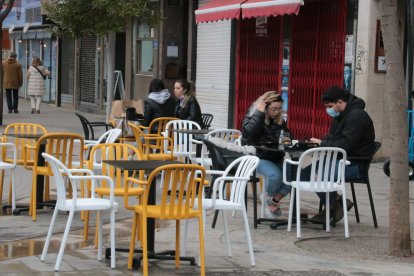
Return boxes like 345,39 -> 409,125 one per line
174,79 -> 203,127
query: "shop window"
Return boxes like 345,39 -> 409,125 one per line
137,23 -> 154,73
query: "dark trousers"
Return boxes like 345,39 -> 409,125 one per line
6,89 -> 19,112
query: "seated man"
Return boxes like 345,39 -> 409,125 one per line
307,86 -> 376,223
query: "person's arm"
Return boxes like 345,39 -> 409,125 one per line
26,68 -> 31,80
187,97 -> 202,122
18,64 -> 23,87
43,67 -> 50,76
143,100 -> 153,127
242,109 -> 265,140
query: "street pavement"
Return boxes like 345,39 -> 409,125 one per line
0,99 -> 414,275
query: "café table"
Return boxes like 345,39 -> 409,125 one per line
2,133 -> 54,215
101,159 -> 197,269
253,144 -> 322,230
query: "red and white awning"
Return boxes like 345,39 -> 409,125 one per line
241,0 -> 303,19
195,0 -> 246,24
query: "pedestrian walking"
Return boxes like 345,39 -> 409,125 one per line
26,57 -> 50,114
2,52 -> 23,113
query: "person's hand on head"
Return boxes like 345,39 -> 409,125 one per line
309,138 -> 322,145
257,101 -> 267,113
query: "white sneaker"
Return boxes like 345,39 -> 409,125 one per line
264,205 -> 281,219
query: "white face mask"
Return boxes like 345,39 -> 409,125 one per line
326,107 -> 340,118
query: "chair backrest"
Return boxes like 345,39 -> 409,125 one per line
3,123 -> 47,164
201,113 -> 214,130
96,128 -> 122,144
147,117 -> 179,136
143,163 -> 206,219
42,152 -> 74,210
214,156 -> 259,205
164,120 -> 201,158
75,113 -> 92,140
89,143 -> 143,192
296,147 -> 347,190
205,129 -> 241,145
35,133 -> 84,172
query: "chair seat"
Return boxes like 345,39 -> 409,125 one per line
95,187 -> 144,196
58,198 -> 118,211
195,198 -> 242,210
290,181 -> 342,192
0,162 -> 16,169
134,204 -> 200,218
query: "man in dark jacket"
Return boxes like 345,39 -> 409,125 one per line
309,86 -> 375,222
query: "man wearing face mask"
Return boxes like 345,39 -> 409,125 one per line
308,85 -> 375,223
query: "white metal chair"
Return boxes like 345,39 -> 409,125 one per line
40,153 -> 117,271
283,147 -> 349,239
163,120 -> 201,162
0,143 -> 17,211
190,128 -> 242,168
183,155 -> 260,266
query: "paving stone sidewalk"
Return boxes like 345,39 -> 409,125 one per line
0,99 -> 414,275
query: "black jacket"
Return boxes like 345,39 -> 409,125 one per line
321,95 -> 375,169
175,96 -> 204,127
242,108 -> 289,163
143,89 -> 175,128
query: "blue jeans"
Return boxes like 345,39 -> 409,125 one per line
300,160 -> 360,207
257,159 -> 291,197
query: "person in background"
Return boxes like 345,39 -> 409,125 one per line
27,57 -> 50,114
174,79 -> 203,128
143,78 -> 175,133
242,91 -> 291,218
2,52 -> 23,114
306,85 -> 375,223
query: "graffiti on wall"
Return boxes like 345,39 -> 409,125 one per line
355,45 -> 367,74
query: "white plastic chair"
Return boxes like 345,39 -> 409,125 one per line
190,128 -> 242,168
183,155 -> 260,266
73,128 -> 122,171
163,120 -> 201,162
283,147 -> 349,239
40,153 -> 117,271
0,143 -> 17,211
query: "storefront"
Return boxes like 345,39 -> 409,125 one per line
196,0 -> 353,139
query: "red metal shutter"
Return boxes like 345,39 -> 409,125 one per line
288,0 -> 347,139
235,16 -> 282,129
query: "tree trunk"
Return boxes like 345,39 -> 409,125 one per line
105,32 -> 116,122
379,0 -> 412,257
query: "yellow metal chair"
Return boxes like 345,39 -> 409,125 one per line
0,123 -> 47,207
24,133 -> 84,221
129,123 -> 174,161
127,163 -> 207,276
83,143 -> 146,242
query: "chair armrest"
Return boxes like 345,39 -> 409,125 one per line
206,169 -> 225,176
71,175 -> 115,207
23,144 -> 36,169
283,158 -> 299,185
0,143 -> 17,165
68,168 -> 94,175
138,125 -> 150,131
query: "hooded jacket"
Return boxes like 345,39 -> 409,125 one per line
321,94 -> 375,168
242,108 -> 289,163
2,58 -> 23,89
143,89 -> 175,127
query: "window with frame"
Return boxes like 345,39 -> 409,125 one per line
137,23 -> 153,73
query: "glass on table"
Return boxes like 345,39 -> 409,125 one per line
283,131 -> 292,146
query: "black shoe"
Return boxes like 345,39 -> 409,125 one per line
338,196 -> 354,211
330,205 -> 344,225
310,209 -> 327,223
8,110 -> 12,113
14,110 -> 18,113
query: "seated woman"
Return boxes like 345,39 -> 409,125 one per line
174,79 -> 204,128
143,78 -> 175,132
242,91 -> 291,218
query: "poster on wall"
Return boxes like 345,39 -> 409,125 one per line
345,35 -> 353,64
255,17 -> 267,37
